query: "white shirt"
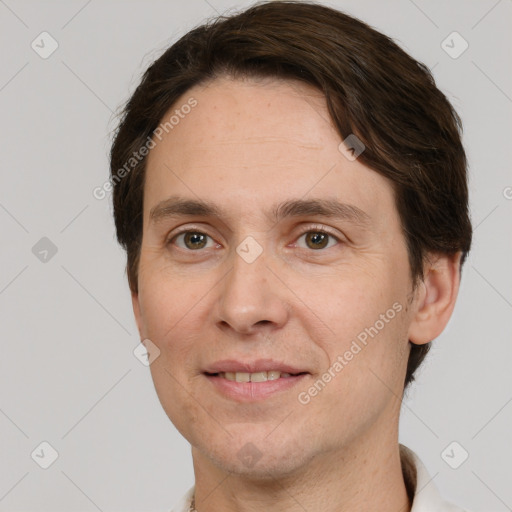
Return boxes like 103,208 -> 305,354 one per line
169,444 -> 469,512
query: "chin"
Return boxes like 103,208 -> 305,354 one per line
199,434 -> 314,481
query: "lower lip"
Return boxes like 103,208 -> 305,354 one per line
204,373 -> 308,401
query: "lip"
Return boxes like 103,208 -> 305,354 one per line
204,372 -> 309,402
203,359 -> 310,402
203,358 -> 307,374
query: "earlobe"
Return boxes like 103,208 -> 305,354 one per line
408,252 -> 462,346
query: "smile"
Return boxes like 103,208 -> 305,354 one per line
216,370 -> 299,382
204,371 -> 309,401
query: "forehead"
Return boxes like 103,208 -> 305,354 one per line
147,75 -> 333,162
143,76 -> 398,231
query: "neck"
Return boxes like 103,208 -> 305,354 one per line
190,425 -> 411,512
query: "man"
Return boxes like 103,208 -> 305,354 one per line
109,1 -> 472,510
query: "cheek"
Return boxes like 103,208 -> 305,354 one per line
303,269 -> 410,394
303,270 -> 400,343
296,309 -> 410,448
138,270 -> 211,433
138,262 -> 207,337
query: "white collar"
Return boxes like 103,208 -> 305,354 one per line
400,444 -> 467,511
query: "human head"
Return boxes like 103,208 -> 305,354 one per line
110,0 -> 471,390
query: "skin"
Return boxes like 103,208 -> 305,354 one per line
131,76 -> 461,512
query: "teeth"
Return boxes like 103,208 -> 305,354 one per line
249,371 -> 267,382
221,371 -> 294,382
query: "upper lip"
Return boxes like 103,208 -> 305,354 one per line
204,359 -> 308,375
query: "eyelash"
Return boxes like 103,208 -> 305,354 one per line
167,224 -> 342,251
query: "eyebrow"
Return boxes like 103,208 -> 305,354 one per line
149,195 -> 371,229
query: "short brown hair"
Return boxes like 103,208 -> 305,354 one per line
110,0 -> 472,388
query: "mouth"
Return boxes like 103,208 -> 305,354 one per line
203,365 -> 310,402
204,370 -> 308,382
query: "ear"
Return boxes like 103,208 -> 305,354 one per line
408,252 -> 462,345
131,290 -> 143,339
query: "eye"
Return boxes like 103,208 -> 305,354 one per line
295,227 -> 341,250
170,231 -> 217,250
167,226 -> 342,252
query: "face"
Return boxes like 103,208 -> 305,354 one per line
132,76 -> 421,478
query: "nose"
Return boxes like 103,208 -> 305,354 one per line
213,242 -> 290,337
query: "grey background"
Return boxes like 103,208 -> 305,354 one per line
0,0 -> 511,510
